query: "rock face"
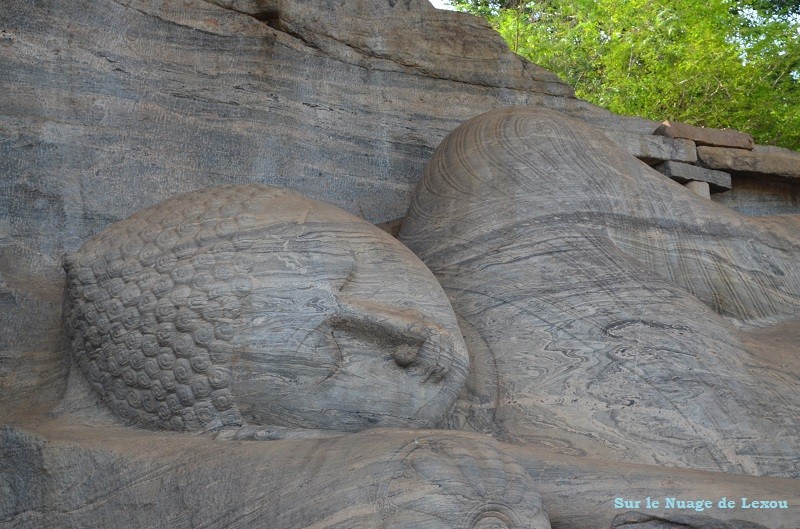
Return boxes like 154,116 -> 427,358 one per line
699,145 -> 800,215
4,0 -> 799,418
3,2 -> 800,528
711,174 -> 800,216
611,512 -> 769,529
685,179 -> 712,198
5,421 -> 800,529
0,0 -> 609,416
63,184 -> 469,433
1,424 -> 551,529
0,0 -> 576,237
400,107 -> 800,477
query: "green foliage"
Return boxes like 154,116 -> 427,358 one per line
744,0 -> 800,16
453,0 -> 800,150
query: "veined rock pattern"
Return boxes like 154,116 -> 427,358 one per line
0,0 -> 603,415
63,184 -> 469,432
400,107 -> 800,478
3,0 -> 800,527
0,425 -> 551,529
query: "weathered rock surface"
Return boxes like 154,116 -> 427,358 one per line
704,145 -> 800,215
0,0 -> 613,416
518,441 -> 799,529
753,143 -> 800,158
611,511 -> 770,528
210,0 -> 571,95
655,120 -> 754,150
697,146 -> 800,179
0,0 -> 578,235
2,2 -> 800,528
582,114 -> 662,136
0,242 -> 68,416
655,160 -> 732,191
1,423 -> 551,529
376,217 -> 404,237
685,179 -> 711,198
711,174 -> 800,216
4,420 -> 797,529
400,107 -> 800,477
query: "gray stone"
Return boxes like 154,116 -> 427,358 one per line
753,143 -> 800,158
0,242 -> 67,416
62,184 -> 469,433
655,160 -> 731,191
612,511 -> 770,529
0,0 -> 580,239
375,217 -> 404,238
697,146 -> 800,179
711,174 -> 800,216
5,420 -> 799,529
655,120 -> 754,150
704,145 -> 800,214
3,2 -> 800,528
1,424 -> 551,529
0,0 -> 608,416
685,180 -> 711,198
224,0 -> 573,96
400,107 -> 800,477
579,113 -> 662,135
43,178 -> 799,529
600,130 -> 698,165
518,440 -> 799,529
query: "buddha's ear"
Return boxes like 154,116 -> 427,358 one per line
331,295 -> 465,375
333,296 -> 432,343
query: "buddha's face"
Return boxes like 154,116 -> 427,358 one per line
64,185 -> 469,432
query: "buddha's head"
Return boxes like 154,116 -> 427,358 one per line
64,184 -> 469,432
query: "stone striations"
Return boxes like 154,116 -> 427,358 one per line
0,424 -> 551,529
4,1 -> 799,417
611,511 -> 770,529
0,0 -> 602,416
708,145 -> 800,215
400,107 -> 800,477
